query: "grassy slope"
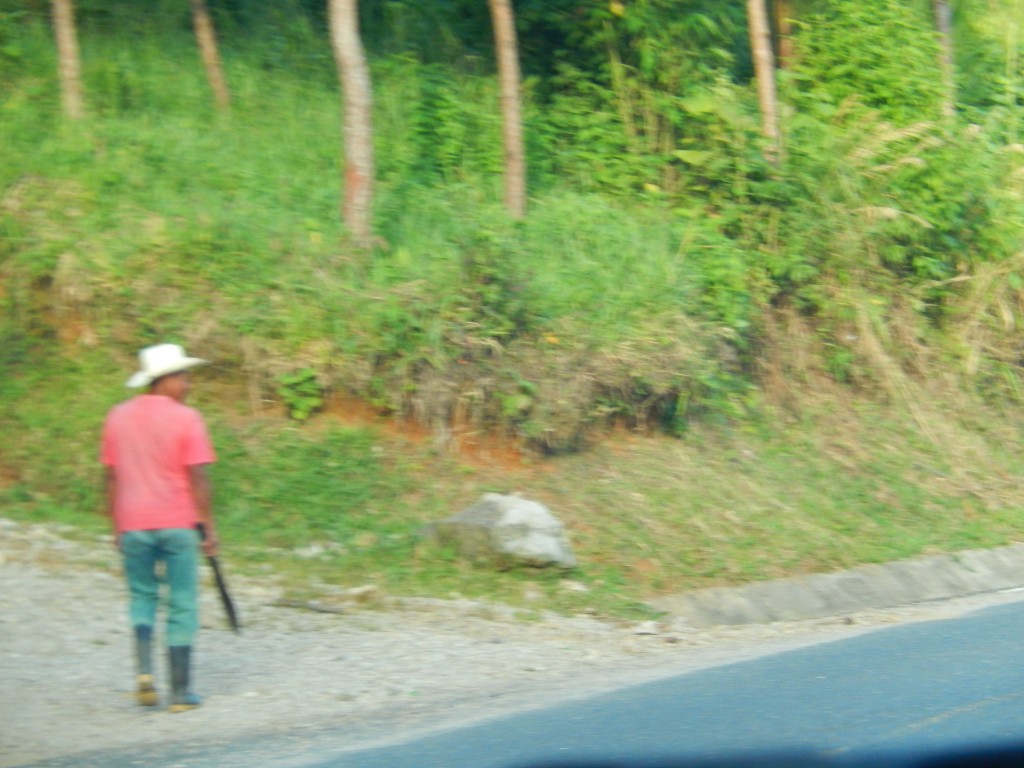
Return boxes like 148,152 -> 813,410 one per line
3,348 -> 1023,620
4,17 -> 1024,619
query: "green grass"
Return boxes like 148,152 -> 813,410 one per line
4,348 -> 1024,620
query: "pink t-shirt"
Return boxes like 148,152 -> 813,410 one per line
101,394 -> 216,533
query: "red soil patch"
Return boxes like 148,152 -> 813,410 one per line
324,394 -> 529,471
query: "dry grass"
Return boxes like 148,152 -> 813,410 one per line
320,365 -> 1024,613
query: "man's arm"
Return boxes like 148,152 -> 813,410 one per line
188,464 -> 219,557
104,466 -> 121,551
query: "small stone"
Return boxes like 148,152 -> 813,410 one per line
632,620 -> 661,635
560,579 -> 590,593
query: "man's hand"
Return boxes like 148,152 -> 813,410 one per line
201,528 -> 220,558
195,521 -> 219,557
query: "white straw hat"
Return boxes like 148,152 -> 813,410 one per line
126,343 -> 209,388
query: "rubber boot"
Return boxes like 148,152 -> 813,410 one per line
168,646 -> 202,713
134,625 -> 158,707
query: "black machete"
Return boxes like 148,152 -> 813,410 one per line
197,523 -> 241,634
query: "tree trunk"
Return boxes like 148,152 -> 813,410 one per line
488,0 -> 526,219
52,0 -> 84,120
773,0 -> 794,68
748,0 -> 781,163
191,0 -> 230,112
328,0 -> 375,248
933,0 -> 956,120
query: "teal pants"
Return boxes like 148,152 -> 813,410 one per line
121,528 -> 199,647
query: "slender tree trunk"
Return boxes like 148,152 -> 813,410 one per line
748,0 -> 781,163
52,0 -> 84,120
190,0 -> 230,112
933,0 -> 956,120
328,0 -> 374,248
773,0 -> 794,68
488,0 -> 526,219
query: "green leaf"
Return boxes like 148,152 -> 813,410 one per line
673,149 -> 712,166
680,93 -> 717,115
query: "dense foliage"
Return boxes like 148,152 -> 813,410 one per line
3,0 -> 1024,450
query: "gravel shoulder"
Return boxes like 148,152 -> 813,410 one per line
5,517 -> 1024,768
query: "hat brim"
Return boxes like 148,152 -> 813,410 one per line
126,357 -> 208,388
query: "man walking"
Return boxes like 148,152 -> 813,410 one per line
101,343 -> 218,712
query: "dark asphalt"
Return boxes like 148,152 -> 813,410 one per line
313,600 -> 1024,768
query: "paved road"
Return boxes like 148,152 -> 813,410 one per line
18,599 -> 1024,768
312,600 -> 1024,768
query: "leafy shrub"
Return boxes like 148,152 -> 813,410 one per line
277,369 -> 324,422
788,0 -> 945,124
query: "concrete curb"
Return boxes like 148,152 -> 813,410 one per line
649,543 -> 1024,627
